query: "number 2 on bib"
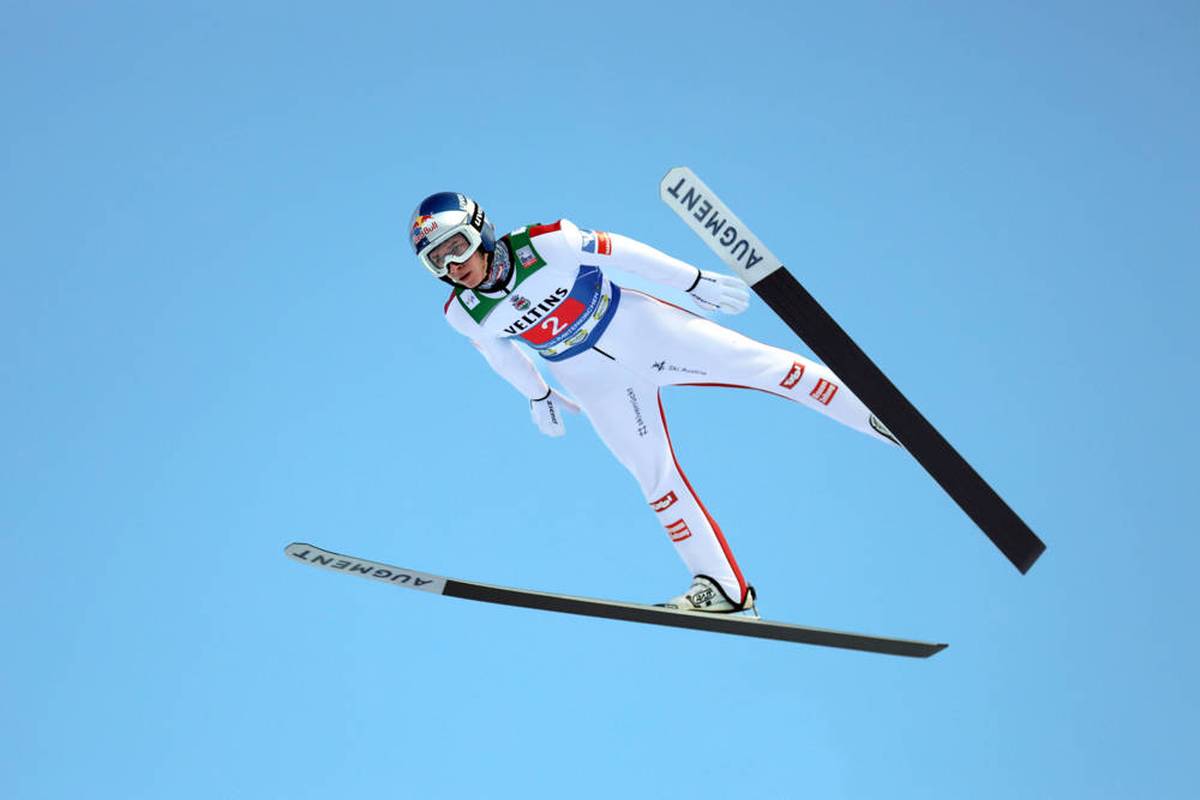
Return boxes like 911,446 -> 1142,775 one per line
520,298 -> 587,346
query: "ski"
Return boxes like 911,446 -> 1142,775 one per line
285,543 -> 947,658
659,166 -> 1046,574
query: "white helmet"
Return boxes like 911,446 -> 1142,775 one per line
409,192 -> 496,278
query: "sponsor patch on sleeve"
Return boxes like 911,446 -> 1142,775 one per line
580,228 -> 613,256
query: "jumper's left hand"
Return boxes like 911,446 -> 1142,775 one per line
529,388 -> 581,437
688,270 -> 750,315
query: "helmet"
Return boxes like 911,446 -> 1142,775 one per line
409,192 -> 496,278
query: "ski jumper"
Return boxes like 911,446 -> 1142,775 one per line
443,220 -> 896,604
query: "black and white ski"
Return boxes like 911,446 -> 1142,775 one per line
659,167 -> 1046,574
285,543 -> 947,658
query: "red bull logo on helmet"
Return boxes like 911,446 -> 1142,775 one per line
411,214 -> 439,247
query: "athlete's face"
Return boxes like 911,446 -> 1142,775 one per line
447,248 -> 488,288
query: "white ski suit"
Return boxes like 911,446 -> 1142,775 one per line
443,219 -> 895,604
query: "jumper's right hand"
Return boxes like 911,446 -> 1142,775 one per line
688,269 -> 750,315
529,388 -> 581,437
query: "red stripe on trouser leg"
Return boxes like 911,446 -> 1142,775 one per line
656,393 -> 748,603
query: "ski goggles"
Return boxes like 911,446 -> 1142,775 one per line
419,226 -> 483,277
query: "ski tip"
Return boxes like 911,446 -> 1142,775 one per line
660,165 -> 691,184
892,640 -> 948,658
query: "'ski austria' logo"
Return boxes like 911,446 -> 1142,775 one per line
651,360 -> 707,376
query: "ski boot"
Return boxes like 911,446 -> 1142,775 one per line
658,575 -> 758,617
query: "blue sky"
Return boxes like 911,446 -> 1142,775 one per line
3,2 -> 1197,797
